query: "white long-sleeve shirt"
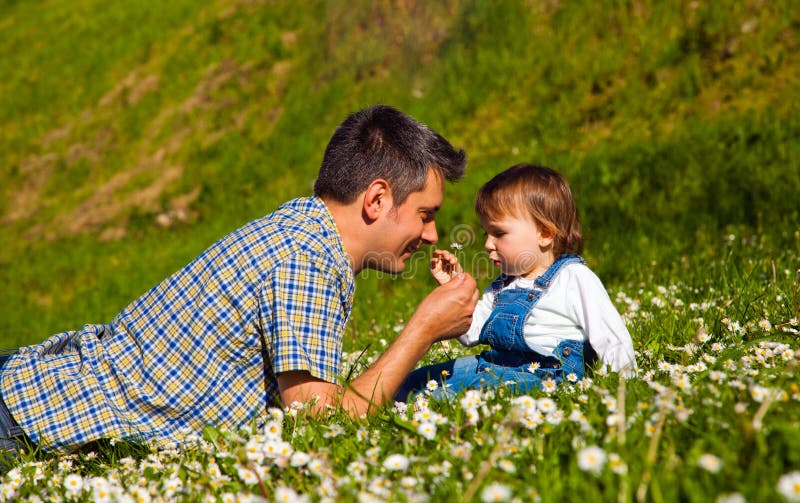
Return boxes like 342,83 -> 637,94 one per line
458,262 -> 636,372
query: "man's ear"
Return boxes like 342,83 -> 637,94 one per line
363,179 -> 391,221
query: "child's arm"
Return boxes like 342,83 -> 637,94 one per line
430,249 -> 463,286
457,287 -> 495,347
569,267 -> 637,373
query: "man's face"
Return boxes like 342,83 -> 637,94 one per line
368,169 -> 443,274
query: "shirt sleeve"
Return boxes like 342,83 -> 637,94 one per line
457,284 -> 496,347
567,266 -> 637,373
258,253 -> 348,384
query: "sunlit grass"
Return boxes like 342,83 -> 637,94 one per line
2,233 -> 799,501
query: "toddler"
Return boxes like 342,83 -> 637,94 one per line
397,164 -> 636,400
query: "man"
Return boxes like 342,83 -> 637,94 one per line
0,105 -> 478,453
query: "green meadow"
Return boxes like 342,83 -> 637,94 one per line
1,0 -> 799,501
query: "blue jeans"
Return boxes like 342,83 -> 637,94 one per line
396,339 -> 587,401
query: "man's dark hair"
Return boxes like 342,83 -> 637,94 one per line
314,105 -> 467,205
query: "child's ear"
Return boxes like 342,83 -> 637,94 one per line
538,227 -> 555,248
363,179 -> 391,221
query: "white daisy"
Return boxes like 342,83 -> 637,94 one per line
63,474 -> 84,498
541,378 -> 558,394
536,397 -> 556,413
274,485 -> 309,503
715,493 -> 745,503
290,451 -> 311,467
498,459 -> 516,474
697,453 -> 723,473
608,453 -> 628,475
481,482 -> 512,502
417,422 -> 437,440
777,471 -> 800,502
577,445 -> 607,475
382,454 -> 410,471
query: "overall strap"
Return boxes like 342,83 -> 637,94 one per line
533,254 -> 584,290
489,274 -> 513,298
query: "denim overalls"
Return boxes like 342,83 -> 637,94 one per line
396,254 -> 595,401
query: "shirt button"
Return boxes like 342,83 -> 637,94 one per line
527,292 -> 535,301
563,347 -> 571,357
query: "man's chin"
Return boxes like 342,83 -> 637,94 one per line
385,260 -> 405,274
363,258 -> 405,275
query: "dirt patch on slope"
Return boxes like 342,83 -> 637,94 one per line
6,54 -> 288,241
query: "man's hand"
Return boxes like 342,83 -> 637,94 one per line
408,272 -> 478,343
430,249 -> 463,286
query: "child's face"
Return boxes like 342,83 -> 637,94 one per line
480,213 -> 554,279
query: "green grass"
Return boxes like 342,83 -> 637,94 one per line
1,0 -> 799,500
3,237 -> 800,501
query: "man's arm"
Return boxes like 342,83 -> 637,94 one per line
277,273 -> 478,416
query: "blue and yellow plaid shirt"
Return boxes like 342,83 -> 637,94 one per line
0,197 -> 354,452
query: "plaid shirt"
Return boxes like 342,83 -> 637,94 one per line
0,197 -> 354,452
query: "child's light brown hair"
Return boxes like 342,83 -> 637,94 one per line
475,164 -> 584,257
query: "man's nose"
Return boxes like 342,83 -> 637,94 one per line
421,221 -> 438,244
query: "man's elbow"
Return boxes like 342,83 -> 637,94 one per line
278,371 -> 335,405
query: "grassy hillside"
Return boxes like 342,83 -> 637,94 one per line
1,0 -> 798,345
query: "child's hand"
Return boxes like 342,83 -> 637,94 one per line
430,249 -> 463,285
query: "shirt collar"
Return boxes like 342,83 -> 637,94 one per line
290,196 -> 352,277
